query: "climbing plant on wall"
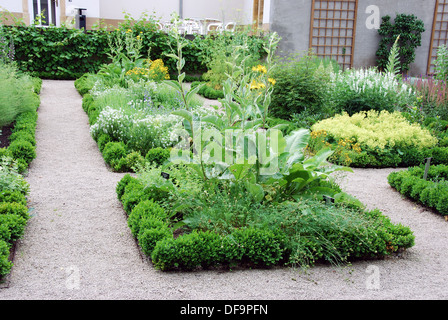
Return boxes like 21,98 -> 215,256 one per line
376,13 -> 425,74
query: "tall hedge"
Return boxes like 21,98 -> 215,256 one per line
1,25 -> 224,79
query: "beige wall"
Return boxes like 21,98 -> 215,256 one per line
182,0 -> 249,24
99,0 -> 178,21
1,0 -> 267,30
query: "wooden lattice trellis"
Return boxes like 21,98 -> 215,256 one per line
428,0 -> 448,75
309,0 -> 358,70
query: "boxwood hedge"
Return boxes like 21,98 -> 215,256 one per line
388,164 -> 448,216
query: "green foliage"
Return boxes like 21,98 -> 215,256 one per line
326,67 -> 414,116
0,202 -> 29,220
138,223 -> 173,256
310,110 -> 439,168
116,173 -> 139,200
269,52 -> 336,120
7,140 -> 36,165
376,14 -> 425,74
386,36 -> 401,77
145,147 -> 171,167
151,228 -> 285,271
128,199 -> 167,237
0,62 -> 39,127
435,44 -> 448,82
191,81 -> 224,100
198,26 -> 268,90
75,75 -> 99,97
0,240 -> 12,277
0,157 -> 29,195
97,134 -> 112,153
0,213 -> 27,242
102,141 -> 128,169
0,190 -> 27,206
388,164 -> 448,215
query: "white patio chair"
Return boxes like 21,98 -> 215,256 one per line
184,19 -> 202,34
206,22 -> 223,34
223,22 -> 236,32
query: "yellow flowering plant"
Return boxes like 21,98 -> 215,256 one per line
310,110 -> 438,167
125,58 -> 170,82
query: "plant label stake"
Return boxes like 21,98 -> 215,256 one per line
423,157 -> 432,181
161,172 -> 170,180
323,195 -> 335,206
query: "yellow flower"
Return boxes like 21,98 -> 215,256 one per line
268,78 -> 276,85
126,29 -> 132,33
252,65 -> 267,74
249,80 -> 265,90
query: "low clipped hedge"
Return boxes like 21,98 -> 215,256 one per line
117,171 -> 415,271
0,76 -> 40,278
116,173 -> 287,270
388,164 -> 448,216
78,87 -> 171,173
0,185 -> 30,278
191,81 -> 224,100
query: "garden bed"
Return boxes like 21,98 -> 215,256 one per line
308,110 -> 448,168
0,61 -> 41,279
388,164 -> 448,218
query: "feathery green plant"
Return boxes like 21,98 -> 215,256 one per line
386,35 -> 401,78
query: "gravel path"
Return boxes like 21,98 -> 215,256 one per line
1,80 -> 448,300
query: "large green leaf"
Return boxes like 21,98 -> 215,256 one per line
285,128 -> 310,154
244,181 -> 265,203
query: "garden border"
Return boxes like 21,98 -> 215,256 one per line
387,163 -> 448,218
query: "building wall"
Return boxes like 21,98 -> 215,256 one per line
270,0 -> 437,76
1,0 -> 257,28
354,0 -> 436,75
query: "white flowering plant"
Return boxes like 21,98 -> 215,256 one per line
327,67 -> 416,115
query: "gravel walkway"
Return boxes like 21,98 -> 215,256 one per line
1,80 -> 448,300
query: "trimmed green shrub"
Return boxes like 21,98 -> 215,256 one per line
150,228 -> 286,271
231,227 -> 286,267
0,202 -> 29,220
8,131 -> 35,146
102,141 -> 127,169
138,224 -> 172,256
0,190 -> 27,206
7,140 -> 36,165
128,199 -> 167,237
75,74 -> 98,96
81,94 -> 94,112
0,240 -> 12,277
145,147 -> 170,167
388,165 -> 448,216
115,151 -> 145,173
0,214 -> 27,241
97,134 -> 112,153
116,174 -> 139,200
191,81 -> 224,100
151,230 -> 220,271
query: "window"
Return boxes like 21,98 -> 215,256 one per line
32,0 -> 58,26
